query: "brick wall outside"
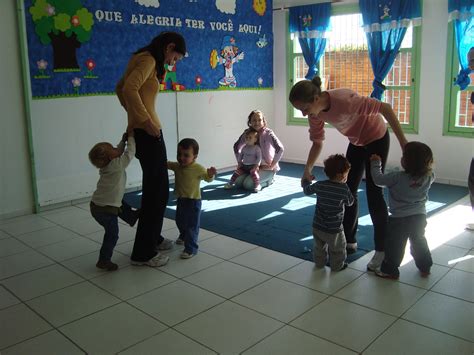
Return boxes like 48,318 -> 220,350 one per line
297,50 -> 473,127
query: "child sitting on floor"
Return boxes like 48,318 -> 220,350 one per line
89,130 -> 139,271
167,138 -> 216,259
302,154 -> 354,271
225,128 -> 262,192
370,141 -> 434,279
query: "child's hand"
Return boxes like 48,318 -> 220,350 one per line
208,167 -> 217,177
301,178 -> 312,188
370,154 -> 381,162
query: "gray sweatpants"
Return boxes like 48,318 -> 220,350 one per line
313,227 -> 347,271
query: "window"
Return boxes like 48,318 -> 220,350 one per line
287,4 -> 420,134
443,23 -> 474,138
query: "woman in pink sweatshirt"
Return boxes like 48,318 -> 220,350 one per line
289,76 -> 408,271
233,110 -> 285,191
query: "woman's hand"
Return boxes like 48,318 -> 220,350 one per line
143,119 -> 161,138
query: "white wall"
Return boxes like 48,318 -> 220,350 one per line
0,1 -> 34,218
1,0 -> 471,219
273,1 -> 473,186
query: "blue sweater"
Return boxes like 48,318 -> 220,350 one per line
371,160 -> 434,218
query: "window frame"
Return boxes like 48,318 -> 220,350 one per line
443,22 -> 474,138
286,3 -> 421,135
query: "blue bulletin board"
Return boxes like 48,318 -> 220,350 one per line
23,0 -> 273,99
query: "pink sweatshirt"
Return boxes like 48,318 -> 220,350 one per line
233,127 -> 284,171
309,89 -> 387,146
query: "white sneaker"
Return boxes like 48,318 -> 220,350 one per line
157,238 -> 173,250
131,254 -> 169,267
367,251 -> 385,271
180,251 -> 195,259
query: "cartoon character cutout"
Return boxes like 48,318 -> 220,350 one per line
379,2 -> 391,20
160,63 -> 185,91
210,36 -> 244,88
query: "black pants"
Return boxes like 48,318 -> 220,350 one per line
131,129 -> 169,262
343,131 -> 389,251
380,214 -> 432,276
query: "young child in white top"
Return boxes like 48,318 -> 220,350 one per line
89,130 -> 140,271
225,128 -> 262,192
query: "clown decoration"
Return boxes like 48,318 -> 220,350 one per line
210,35 -> 245,88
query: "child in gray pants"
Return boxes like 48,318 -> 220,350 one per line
302,154 -> 354,271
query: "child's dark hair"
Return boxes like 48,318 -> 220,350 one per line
178,138 -> 199,155
89,142 -> 112,169
403,141 -> 433,177
324,154 -> 351,180
244,127 -> 259,141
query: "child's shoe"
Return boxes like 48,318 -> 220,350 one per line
175,238 -> 184,245
367,251 -> 385,271
131,254 -> 169,267
254,184 -> 262,192
333,262 -> 348,271
375,268 -> 399,280
346,242 -> 357,254
419,270 -> 431,278
96,260 -> 118,271
157,238 -> 173,250
224,182 -> 234,189
180,251 -> 195,259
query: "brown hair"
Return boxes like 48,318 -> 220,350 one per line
88,142 -> 112,169
289,76 -> 323,104
135,31 -> 186,80
247,109 -> 267,128
403,141 -> 433,178
178,138 -> 199,155
323,154 -> 351,180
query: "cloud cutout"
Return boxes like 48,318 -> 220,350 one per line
215,0 -> 236,14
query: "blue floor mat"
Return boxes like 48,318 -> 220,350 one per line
124,162 -> 468,263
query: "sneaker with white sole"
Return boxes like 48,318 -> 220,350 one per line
131,254 -> 169,267
175,238 -> 184,245
375,268 -> 399,279
367,251 -> 385,271
157,238 -> 173,250
180,251 -> 195,259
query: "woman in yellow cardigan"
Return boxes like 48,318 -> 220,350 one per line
116,32 -> 186,267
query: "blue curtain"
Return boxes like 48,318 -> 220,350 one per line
289,3 -> 331,80
449,0 -> 474,90
360,0 -> 422,99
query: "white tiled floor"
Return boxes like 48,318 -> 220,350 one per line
0,198 -> 473,354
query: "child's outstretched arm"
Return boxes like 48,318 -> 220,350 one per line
370,155 -> 398,187
202,166 -> 216,182
301,179 -> 317,195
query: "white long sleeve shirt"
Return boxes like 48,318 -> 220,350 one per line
91,137 -> 136,207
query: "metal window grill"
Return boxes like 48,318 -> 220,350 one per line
293,13 -> 413,124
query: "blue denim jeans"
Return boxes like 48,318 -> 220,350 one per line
91,201 -> 136,261
176,198 -> 202,254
